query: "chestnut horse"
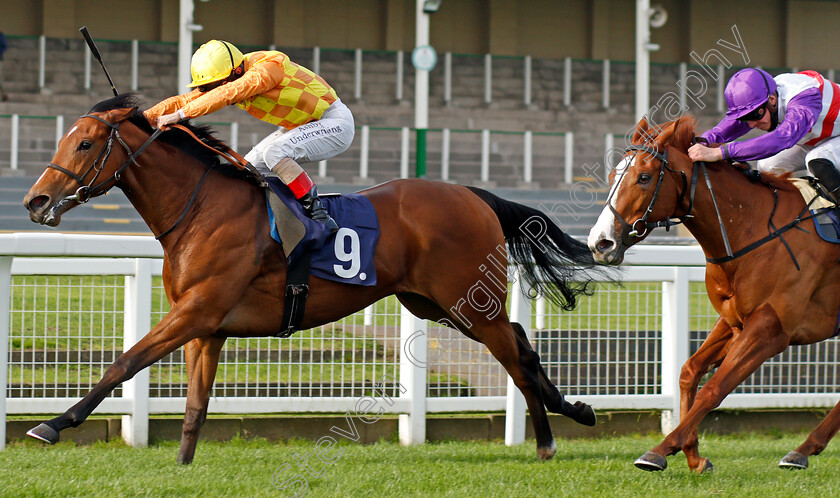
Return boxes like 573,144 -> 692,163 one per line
23,94 -> 606,463
588,117 -> 840,473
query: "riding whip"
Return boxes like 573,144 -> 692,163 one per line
80,26 -> 119,97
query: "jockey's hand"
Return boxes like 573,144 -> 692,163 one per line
156,111 -> 183,129
687,143 -> 723,163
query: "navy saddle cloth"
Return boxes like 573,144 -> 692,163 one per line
264,176 -> 379,286
812,209 -> 840,244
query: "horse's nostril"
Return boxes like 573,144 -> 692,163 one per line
596,239 -> 614,254
29,195 -> 49,210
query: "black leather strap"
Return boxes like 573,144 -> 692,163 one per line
277,252 -> 311,337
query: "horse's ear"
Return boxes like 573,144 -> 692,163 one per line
631,117 -> 650,144
102,106 -> 138,124
671,117 -> 697,152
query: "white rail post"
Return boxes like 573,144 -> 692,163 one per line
481,129 -> 491,183
441,128 -> 450,181
0,257 -> 11,451
39,35 -> 46,91
679,62 -> 687,112
396,50 -> 404,101
563,56 -> 572,107
364,305 -> 374,326
84,47 -> 92,91
484,53 -> 492,104
660,267 -> 690,434
354,48 -> 363,101
604,133 -> 614,184
359,125 -> 370,180
717,64 -> 725,114
524,55 -> 532,106
122,258 -> 152,447
564,132 -> 574,184
230,121 -> 239,152
535,295 -> 546,330
400,126 -> 410,179
523,130 -> 533,184
55,115 -> 64,152
443,52 -> 452,105
318,160 -> 328,179
399,304 -> 427,445
312,46 -> 320,75
602,59 -> 610,109
131,39 -> 139,91
829,69 -> 836,82
506,270 -> 531,445
10,114 -> 19,171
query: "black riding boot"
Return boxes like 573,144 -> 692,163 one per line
808,158 -> 840,205
299,186 -> 339,233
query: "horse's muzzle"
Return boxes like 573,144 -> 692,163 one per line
23,192 -> 66,227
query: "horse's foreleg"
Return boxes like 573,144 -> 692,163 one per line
177,336 -> 225,465
27,303 -> 219,444
511,322 -> 595,426
636,304 -> 789,473
679,318 -> 734,470
780,399 -> 840,469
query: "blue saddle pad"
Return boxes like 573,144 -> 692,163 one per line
264,177 -> 379,286
811,209 -> 840,244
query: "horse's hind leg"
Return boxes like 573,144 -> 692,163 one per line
177,336 -> 225,465
510,322 -> 595,426
780,400 -> 840,469
480,321 -> 556,459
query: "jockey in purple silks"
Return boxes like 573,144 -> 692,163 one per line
688,67 -> 840,203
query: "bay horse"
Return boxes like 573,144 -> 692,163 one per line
588,117 -> 840,473
23,94 -> 606,464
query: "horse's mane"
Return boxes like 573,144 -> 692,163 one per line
88,93 -> 261,185
631,116 -> 797,192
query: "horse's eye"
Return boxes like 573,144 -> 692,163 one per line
638,172 -> 652,184
78,141 -> 92,151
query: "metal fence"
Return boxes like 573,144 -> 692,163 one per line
1,234 -> 840,451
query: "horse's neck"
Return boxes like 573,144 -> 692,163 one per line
119,140 -> 217,245
684,166 -> 793,261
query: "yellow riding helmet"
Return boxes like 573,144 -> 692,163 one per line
188,40 -> 245,88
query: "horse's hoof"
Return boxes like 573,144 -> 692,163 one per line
779,451 -> 809,470
634,451 -> 667,471
691,458 -> 714,474
572,401 -> 597,426
537,440 -> 557,460
27,423 -> 59,444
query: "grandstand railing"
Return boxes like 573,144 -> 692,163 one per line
1,115 -> 576,185
1,233 -> 839,451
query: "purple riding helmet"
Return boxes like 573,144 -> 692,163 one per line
724,68 -> 776,120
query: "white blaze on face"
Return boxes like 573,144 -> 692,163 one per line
588,155 -> 634,251
65,125 -> 78,139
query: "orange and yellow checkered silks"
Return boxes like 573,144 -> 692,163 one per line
144,51 -> 338,130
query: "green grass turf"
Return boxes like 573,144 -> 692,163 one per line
1,433 -> 839,496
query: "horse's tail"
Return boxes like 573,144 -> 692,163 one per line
466,186 -> 607,311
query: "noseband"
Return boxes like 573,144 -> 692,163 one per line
47,113 -> 162,205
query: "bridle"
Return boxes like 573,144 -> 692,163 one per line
608,143 -> 700,242
610,140 -> 823,269
47,113 -> 162,206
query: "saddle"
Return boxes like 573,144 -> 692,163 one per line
791,177 -> 840,244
